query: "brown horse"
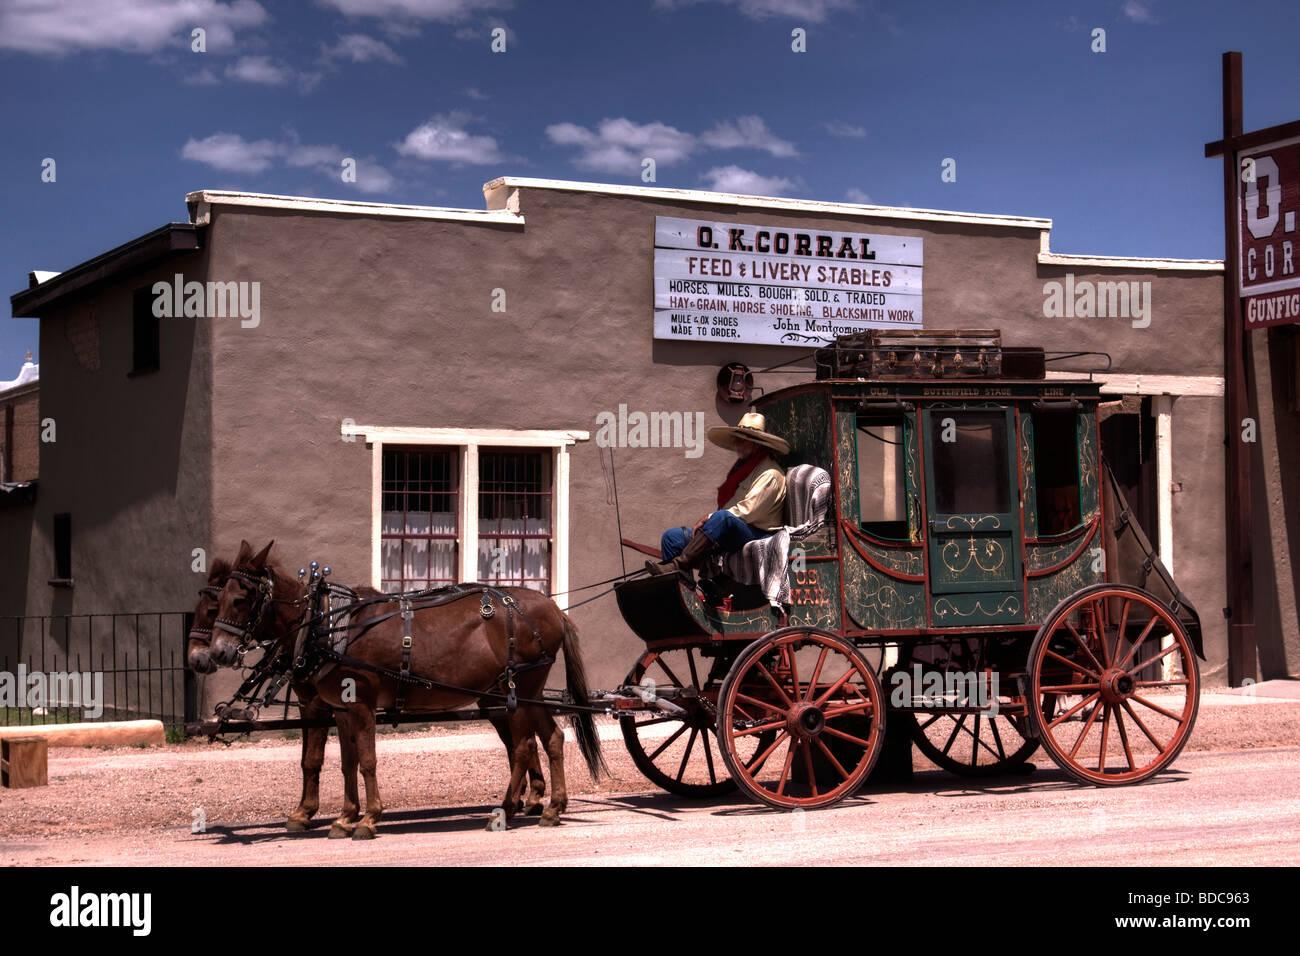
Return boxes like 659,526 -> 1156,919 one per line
186,552 -> 342,829
209,541 -> 602,835
194,544 -> 553,828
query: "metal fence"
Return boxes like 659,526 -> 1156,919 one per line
0,611 -> 193,733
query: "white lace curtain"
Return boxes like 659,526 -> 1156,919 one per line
381,510 -> 457,590
478,517 -> 549,593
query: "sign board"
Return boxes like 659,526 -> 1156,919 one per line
1239,135 -> 1300,328
653,216 -> 923,346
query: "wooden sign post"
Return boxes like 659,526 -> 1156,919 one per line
1205,52 -> 1300,684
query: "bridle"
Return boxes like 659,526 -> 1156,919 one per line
213,569 -> 280,653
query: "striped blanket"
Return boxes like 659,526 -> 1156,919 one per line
704,463 -> 832,608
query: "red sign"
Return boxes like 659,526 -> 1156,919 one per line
1239,136 -> 1300,328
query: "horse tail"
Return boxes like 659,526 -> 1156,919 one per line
560,611 -> 607,779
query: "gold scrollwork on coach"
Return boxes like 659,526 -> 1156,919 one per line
941,536 -> 1006,575
933,596 -> 1022,619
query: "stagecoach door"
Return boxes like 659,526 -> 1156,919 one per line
921,408 -> 1025,626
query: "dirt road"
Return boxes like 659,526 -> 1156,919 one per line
2,689 -> 1297,867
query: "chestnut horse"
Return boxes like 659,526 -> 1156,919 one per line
209,541 -> 603,835
189,546 -> 550,829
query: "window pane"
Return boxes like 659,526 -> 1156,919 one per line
478,449 -> 551,593
931,412 -> 1009,515
382,447 -> 458,591
1033,410 -> 1081,535
856,419 -> 907,529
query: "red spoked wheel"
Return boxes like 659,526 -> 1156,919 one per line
717,627 -> 885,810
620,646 -> 738,797
1027,584 -> 1200,786
905,637 -> 1040,777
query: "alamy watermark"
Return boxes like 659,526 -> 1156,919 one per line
595,404 -> 706,458
1042,274 -> 1151,328
889,664 -> 1000,716
0,667 -> 103,718
152,274 -> 260,328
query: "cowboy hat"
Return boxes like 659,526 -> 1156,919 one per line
707,411 -> 790,456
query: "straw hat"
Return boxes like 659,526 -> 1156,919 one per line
707,411 -> 790,456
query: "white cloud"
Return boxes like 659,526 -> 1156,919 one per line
317,0 -> 510,20
0,0 -> 267,55
844,187 -> 872,204
1122,1 -> 1158,24
180,130 -> 398,193
547,118 -> 697,173
322,34 -> 404,64
225,55 -> 291,84
825,121 -> 867,139
463,87 -> 490,100
700,116 -> 797,158
181,132 -> 283,173
396,112 -> 505,164
653,0 -> 854,22
547,115 -> 798,175
700,165 -> 796,196
182,66 -> 222,86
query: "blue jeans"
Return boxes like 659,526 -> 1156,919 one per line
661,510 -> 774,560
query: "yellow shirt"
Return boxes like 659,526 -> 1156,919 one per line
725,456 -> 787,532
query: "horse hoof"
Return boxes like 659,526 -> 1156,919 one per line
328,823 -> 353,839
524,802 -> 544,816
352,824 -> 376,841
285,817 -> 310,832
538,813 -> 561,827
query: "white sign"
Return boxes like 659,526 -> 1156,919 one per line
653,216 -> 923,346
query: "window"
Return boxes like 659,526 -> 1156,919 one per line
380,448 -> 459,591
1032,409 -> 1081,535
930,411 -> 1011,515
855,413 -> 908,539
348,425 -> 587,604
52,512 -> 72,583
478,449 -> 552,594
131,286 -> 160,374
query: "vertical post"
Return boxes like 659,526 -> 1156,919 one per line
460,444 -> 479,583
1154,395 -> 1175,679
1220,51 -> 1256,684
371,440 -> 383,589
554,444 -> 570,609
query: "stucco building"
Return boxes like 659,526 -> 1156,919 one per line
4,177 -> 1298,708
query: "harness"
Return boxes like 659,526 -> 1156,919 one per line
298,583 -> 552,724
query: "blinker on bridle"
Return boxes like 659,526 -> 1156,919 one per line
189,584 -> 223,641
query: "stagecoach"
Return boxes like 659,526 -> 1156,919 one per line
611,329 -> 1203,809
193,329 -> 1204,822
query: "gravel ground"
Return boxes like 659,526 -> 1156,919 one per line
0,691 -> 1296,842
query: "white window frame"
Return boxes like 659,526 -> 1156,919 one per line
342,425 -> 589,608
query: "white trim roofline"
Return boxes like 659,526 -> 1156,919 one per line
1037,230 -> 1222,272
185,189 -> 525,226
485,175 -> 1054,230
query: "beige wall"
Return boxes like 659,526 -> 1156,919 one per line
193,184 -> 1230,687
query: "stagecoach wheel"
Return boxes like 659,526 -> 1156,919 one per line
904,637 -> 1040,777
717,627 -> 885,810
620,646 -> 738,797
1027,584 -> 1200,786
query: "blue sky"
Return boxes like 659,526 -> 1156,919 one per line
2,0 -> 1298,371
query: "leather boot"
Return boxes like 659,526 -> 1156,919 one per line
645,530 -> 717,579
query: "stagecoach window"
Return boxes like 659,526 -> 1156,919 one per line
478,449 -> 552,595
1032,409 -> 1081,535
855,415 -> 909,539
380,448 -> 459,592
931,412 -> 1010,516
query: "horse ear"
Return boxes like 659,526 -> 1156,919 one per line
236,540 -> 253,563
252,540 -> 275,568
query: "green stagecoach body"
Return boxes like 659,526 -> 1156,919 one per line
613,333 -> 1203,809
